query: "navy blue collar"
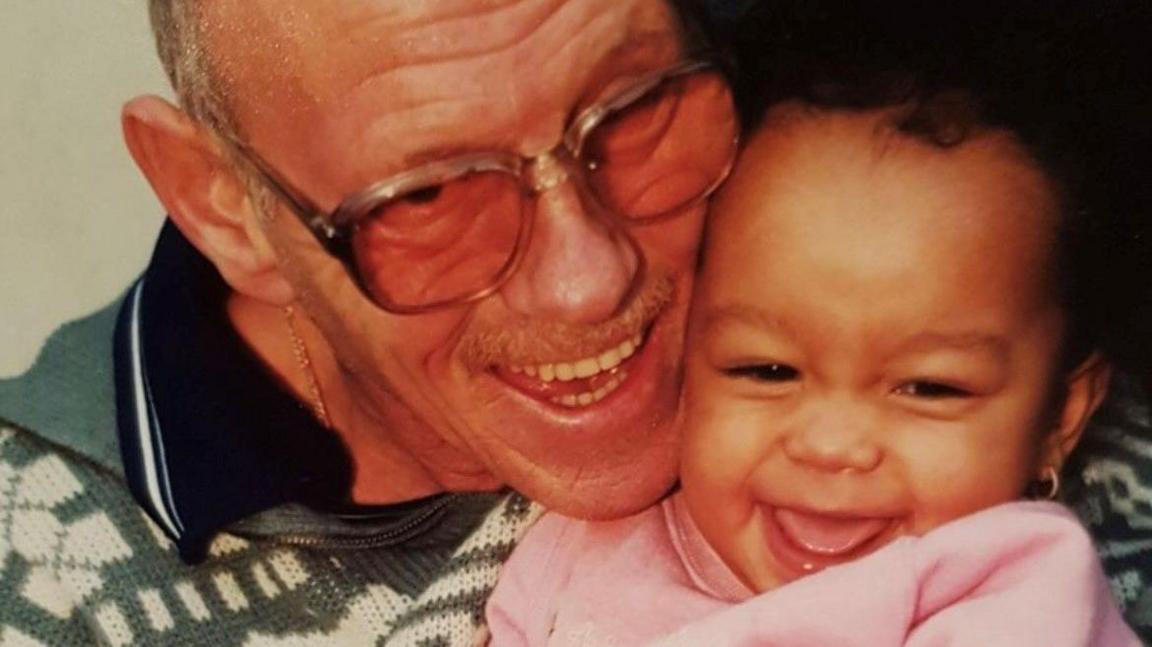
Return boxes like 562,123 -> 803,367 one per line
114,222 -> 357,562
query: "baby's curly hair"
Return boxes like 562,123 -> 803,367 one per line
723,1 -> 1152,381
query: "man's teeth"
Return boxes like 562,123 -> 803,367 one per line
509,333 -> 642,384
507,333 -> 644,407
551,372 -> 627,408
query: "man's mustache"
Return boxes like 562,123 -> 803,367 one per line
460,269 -> 676,369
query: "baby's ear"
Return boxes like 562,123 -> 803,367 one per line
1040,353 -> 1112,471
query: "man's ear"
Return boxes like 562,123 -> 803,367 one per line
121,95 -> 294,305
1039,352 -> 1112,472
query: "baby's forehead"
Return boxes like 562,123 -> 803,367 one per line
705,104 -> 1062,301
718,104 -> 1059,237
754,102 -> 1040,174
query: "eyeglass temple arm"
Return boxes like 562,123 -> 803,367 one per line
218,134 -> 340,242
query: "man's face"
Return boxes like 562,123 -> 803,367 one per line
682,107 -> 1068,591
206,0 -> 710,517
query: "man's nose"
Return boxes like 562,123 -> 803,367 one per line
782,403 -> 884,473
498,170 -> 642,323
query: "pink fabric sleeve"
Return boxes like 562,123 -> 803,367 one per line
904,501 -> 1138,646
486,512 -> 585,647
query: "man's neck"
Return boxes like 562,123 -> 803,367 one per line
226,292 -> 471,504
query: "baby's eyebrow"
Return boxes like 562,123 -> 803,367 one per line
894,333 -> 1010,359
699,304 -> 798,337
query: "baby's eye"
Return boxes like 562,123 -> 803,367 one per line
724,364 -> 800,382
895,381 -> 972,399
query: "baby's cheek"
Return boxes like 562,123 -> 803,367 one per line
685,395 -> 739,452
904,463 -> 1025,536
680,429 -> 752,546
683,428 -> 761,515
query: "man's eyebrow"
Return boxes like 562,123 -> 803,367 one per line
398,145 -> 488,171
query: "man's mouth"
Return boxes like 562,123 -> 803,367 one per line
764,506 -> 894,575
494,332 -> 646,408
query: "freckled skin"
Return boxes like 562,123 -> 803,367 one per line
681,106 -> 1088,592
203,0 -> 700,516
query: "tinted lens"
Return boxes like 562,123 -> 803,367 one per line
584,70 -> 737,220
351,170 -> 525,310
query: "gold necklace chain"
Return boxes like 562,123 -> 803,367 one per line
282,305 -> 332,429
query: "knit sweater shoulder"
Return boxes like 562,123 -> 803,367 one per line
0,421 -> 540,646
0,299 -> 542,646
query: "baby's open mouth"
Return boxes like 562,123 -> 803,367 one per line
763,505 -> 896,577
494,332 -> 646,408
774,508 -> 892,556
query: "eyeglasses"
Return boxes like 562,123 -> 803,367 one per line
224,59 -> 739,314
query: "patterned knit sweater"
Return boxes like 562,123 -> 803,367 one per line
0,421 -> 540,646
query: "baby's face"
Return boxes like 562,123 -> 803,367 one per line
682,105 -> 1071,592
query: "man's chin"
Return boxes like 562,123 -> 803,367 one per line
470,393 -> 683,518
509,444 -> 680,520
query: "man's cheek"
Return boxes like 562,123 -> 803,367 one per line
632,208 -> 707,269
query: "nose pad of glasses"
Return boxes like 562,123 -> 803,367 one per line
527,149 -> 573,194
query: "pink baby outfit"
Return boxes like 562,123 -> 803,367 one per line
486,496 -> 1138,646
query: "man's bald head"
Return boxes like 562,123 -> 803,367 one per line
147,1 -> 235,136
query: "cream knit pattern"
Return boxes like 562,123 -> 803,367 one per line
0,425 -> 541,647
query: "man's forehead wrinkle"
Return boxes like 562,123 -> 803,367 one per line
333,0 -> 666,110
383,0 -> 651,103
340,0 -> 526,39
327,0 -> 663,163
532,2 -> 676,96
517,3 -> 634,129
346,0 -> 531,26
292,0 -> 569,104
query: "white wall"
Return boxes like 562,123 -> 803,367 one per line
1,1 -> 171,376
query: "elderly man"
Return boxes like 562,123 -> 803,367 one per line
0,0 -> 738,644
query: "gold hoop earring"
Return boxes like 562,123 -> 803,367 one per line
1036,465 -> 1060,500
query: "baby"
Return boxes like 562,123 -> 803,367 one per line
485,15 -> 1145,647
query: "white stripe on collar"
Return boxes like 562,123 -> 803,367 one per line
128,279 -> 185,538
